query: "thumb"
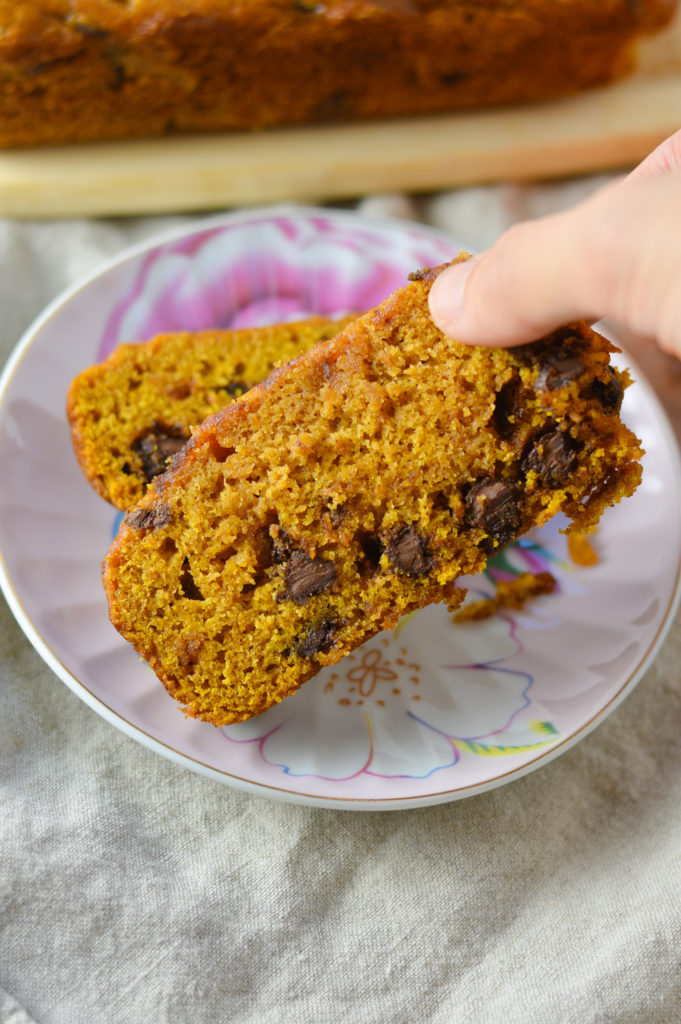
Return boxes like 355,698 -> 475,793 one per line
428,173 -> 681,359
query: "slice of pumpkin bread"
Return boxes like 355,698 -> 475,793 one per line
103,263 -> 643,726
67,316 -> 351,509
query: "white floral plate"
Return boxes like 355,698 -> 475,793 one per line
1,208 -> 680,810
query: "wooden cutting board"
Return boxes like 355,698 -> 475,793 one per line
2,13 -> 681,219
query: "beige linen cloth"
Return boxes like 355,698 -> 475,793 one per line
2,183 -> 681,1024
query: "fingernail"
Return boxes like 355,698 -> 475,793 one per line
429,257 -> 477,332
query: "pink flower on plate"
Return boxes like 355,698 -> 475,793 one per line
98,213 -> 457,360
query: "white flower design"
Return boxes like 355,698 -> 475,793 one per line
223,603 -> 558,781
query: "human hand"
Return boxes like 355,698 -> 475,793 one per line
429,130 -> 681,361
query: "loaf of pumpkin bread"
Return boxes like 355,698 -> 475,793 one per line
0,0 -> 675,147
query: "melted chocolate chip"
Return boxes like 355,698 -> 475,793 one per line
283,551 -> 337,604
522,430 -> 577,487
588,366 -> 624,414
465,479 -> 520,549
296,620 -> 337,658
125,504 -> 172,531
536,354 -> 586,391
514,331 -> 587,390
132,428 -> 188,482
386,525 -> 433,577
515,328 -> 581,362
269,529 -> 296,565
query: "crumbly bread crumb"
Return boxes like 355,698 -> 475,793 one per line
454,571 -> 557,622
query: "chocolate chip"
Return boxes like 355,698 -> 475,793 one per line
220,380 -> 250,398
322,498 -> 345,525
536,354 -> 586,391
516,328 -> 581,361
132,428 -> 188,482
125,504 -> 172,531
514,331 -> 587,390
465,479 -> 521,549
522,429 -> 577,487
269,528 -> 295,565
296,620 -> 337,658
386,525 -> 433,577
283,551 -> 337,604
588,366 -> 624,414
180,559 -> 203,601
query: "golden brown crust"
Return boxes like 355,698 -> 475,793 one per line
0,0 -> 675,146
103,262 -> 643,726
